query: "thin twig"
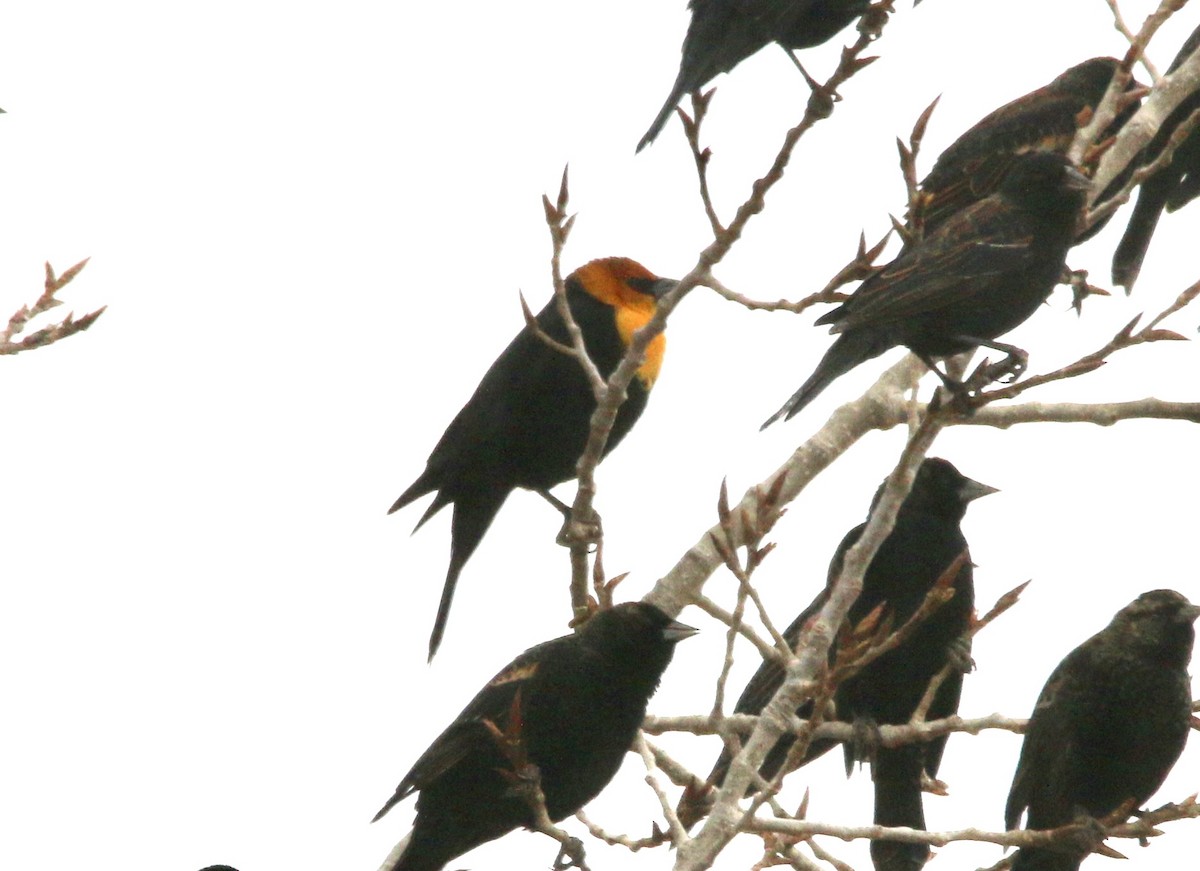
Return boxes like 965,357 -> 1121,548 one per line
2,259 -> 103,356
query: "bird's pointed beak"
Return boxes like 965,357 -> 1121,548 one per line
959,478 -> 999,502
663,619 -> 699,642
1064,166 -> 1092,192
652,278 -> 680,299
1183,604 -> 1200,623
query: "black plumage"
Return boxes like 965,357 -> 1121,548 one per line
684,458 -> 994,871
637,0 -> 872,152
1005,589 -> 1198,871
1112,25 -> 1200,291
391,258 -> 677,659
917,57 -> 1135,237
764,151 -> 1089,425
373,602 -> 696,871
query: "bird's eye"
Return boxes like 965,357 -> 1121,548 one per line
626,277 -> 660,294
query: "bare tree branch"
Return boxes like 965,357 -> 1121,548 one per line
2,259 -> 104,356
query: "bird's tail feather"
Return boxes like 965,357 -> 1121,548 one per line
761,330 -> 878,428
1010,845 -> 1083,871
1112,170 -> 1173,292
870,746 -> 929,871
427,489 -> 509,661
388,470 -> 439,517
637,76 -> 689,153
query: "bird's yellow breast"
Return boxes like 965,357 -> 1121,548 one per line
614,304 -> 666,388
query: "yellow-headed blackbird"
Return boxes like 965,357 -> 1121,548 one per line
679,458 -> 993,871
1113,24 -> 1200,290
1006,589 -> 1197,871
391,258 -> 677,660
764,151 -> 1088,425
372,602 -> 696,871
637,0 -> 872,152
917,57 -> 1138,239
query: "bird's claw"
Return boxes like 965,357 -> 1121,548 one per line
556,511 -> 603,551
552,836 -> 590,871
859,1 -> 895,40
846,716 -> 882,772
932,379 -> 976,415
981,349 -> 1027,384
946,637 -> 975,674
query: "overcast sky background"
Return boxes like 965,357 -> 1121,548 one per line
1,2 -> 1198,870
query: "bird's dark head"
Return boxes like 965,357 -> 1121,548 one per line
1111,589 -> 1200,661
572,257 -> 678,307
1115,589 -> 1200,628
1053,57 -> 1126,100
874,457 -> 997,523
580,602 -> 697,656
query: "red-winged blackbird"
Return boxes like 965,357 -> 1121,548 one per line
917,57 -> 1136,237
681,457 -> 994,871
1112,24 -> 1200,291
391,258 -> 677,660
1005,589 -> 1198,871
637,0 -> 872,152
372,602 -> 696,871
763,151 -> 1089,425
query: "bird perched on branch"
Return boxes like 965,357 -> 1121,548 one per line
637,0 -> 874,152
916,56 -> 1138,238
680,457 -> 994,871
1112,24 -> 1200,291
372,602 -> 696,871
763,151 -> 1088,425
1005,589 -> 1198,871
390,257 -> 677,660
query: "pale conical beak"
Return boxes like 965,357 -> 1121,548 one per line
663,619 -> 699,643
652,278 -> 680,299
959,478 -> 999,503
1064,166 -> 1092,192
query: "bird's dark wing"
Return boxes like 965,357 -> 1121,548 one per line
919,57 -> 1123,234
391,639 -> 556,799
731,593 -> 826,717
922,135 -> 1072,232
1004,652 -> 1084,829
415,320 -> 565,475
825,199 -> 1036,333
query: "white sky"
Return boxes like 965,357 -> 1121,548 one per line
1,2 -> 1197,870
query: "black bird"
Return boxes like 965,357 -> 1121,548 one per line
683,458 -> 994,871
917,57 -> 1135,237
637,0 -> 873,152
391,258 -> 677,660
1005,589 -> 1198,871
372,602 -> 696,871
764,151 -> 1089,425
1112,24 -> 1200,291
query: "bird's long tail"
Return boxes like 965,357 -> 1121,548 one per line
1010,842 -> 1084,871
1111,168 -> 1175,292
637,74 -> 690,153
870,745 -> 929,871
761,330 -> 879,428
427,489 -> 508,661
